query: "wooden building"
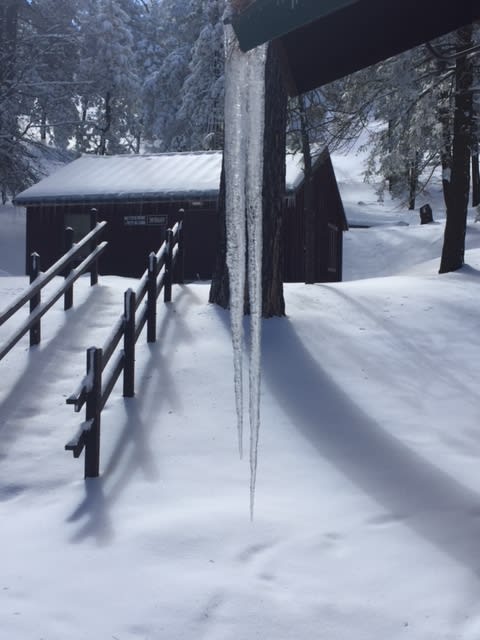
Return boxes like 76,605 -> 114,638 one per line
14,149 -> 347,282
283,148 -> 347,282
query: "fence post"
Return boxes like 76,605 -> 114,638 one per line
90,208 -> 98,286
29,252 -> 41,346
64,226 -> 74,310
176,209 -> 185,285
123,288 -> 136,397
164,228 -> 173,302
84,346 -> 102,478
147,252 -> 157,343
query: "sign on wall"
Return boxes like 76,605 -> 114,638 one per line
124,215 -> 167,227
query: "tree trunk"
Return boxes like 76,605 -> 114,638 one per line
436,62 -> 453,211
472,141 -> 479,208
98,91 -> 112,156
40,108 -> 47,143
297,94 -> 316,284
439,25 -> 473,274
261,43 -> 288,316
408,152 -> 419,211
0,1 -> 20,86
209,162 -> 230,307
209,42 -> 288,317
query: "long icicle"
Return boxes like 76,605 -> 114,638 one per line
246,43 -> 267,520
224,26 -> 247,458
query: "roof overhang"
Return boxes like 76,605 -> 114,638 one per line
232,0 -> 480,95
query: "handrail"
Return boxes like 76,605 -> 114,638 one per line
0,242 -> 107,361
65,216 -> 184,478
0,221 -> 107,327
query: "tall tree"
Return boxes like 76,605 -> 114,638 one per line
439,24 -> 475,272
209,42 -> 288,317
177,0 -> 225,150
75,0 -> 140,154
140,0 -> 204,151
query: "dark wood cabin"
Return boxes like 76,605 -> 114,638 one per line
283,148 -> 347,282
14,149 -> 347,282
15,152 -> 222,280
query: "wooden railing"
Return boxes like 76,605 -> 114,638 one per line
0,218 -> 107,361
65,219 -> 184,478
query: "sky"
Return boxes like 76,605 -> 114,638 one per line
1,150 -> 480,639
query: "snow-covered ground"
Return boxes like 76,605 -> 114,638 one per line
1,157 -> 480,639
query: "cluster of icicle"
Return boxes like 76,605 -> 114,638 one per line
224,25 -> 267,520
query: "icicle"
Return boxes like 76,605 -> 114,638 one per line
224,21 -> 268,517
224,26 -> 247,459
245,44 -> 267,520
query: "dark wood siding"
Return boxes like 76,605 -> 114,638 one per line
282,153 -> 346,283
26,205 -> 64,275
26,199 -> 218,280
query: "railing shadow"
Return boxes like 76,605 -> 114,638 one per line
214,305 -> 480,577
0,283 -> 112,453
259,316 -> 480,577
66,286 -> 195,544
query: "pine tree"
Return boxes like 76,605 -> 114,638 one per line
177,0 -> 225,150
76,0 -> 140,154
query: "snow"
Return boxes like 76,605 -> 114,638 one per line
1,148 -> 480,638
14,150 -> 309,206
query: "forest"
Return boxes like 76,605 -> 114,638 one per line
1,1 -> 479,272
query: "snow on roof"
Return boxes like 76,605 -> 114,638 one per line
14,150 -> 309,205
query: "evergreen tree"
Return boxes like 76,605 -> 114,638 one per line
177,0 -> 225,150
141,0 -> 203,150
75,0 -> 140,154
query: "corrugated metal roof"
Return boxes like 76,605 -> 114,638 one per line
15,150 -> 309,206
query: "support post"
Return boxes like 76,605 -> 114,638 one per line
123,288 -> 136,397
29,252 -> 41,346
90,208 -> 98,286
84,346 -> 102,478
164,228 -> 173,303
176,209 -> 185,285
64,226 -> 74,310
147,252 -> 157,343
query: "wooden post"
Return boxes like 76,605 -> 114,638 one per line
176,209 -> 185,285
164,228 -> 173,303
29,252 -> 41,346
90,208 -> 98,286
84,346 -> 102,478
123,288 -> 136,397
147,252 -> 157,343
64,226 -> 74,310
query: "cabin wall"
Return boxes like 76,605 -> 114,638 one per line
26,200 -> 218,280
26,205 -> 64,275
283,159 -> 345,283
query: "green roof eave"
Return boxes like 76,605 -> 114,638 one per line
231,0 -> 358,52
231,0 -> 480,95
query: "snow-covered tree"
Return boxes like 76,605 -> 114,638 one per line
177,0 -> 225,150
141,0 -> 204,150
0,0 -> 79,199
75,0 -> 140,154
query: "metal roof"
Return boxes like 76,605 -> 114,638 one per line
232,0 -> 479,95
14,150 -> 315,206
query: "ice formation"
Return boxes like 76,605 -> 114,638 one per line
224,25 -> 267,518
